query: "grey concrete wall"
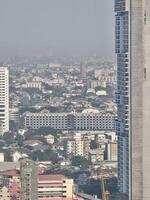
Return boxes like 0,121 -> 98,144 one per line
130,0 -> 143,199
143,1 -> 150,199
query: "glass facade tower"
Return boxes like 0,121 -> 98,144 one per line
115,0 -> 129,195
116,0 -> 150,200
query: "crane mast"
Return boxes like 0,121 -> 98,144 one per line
95,133 -> 110,200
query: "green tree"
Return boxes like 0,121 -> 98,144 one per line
32,149 -> 57,164
90,140 -> 98,149
4,150 -> 12,161
16,134 -> 24,146
3,132 -> 15,144
110,193 -> 128,200
72,156 -> 90,170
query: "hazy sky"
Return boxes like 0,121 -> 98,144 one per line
0,0 -> 114,58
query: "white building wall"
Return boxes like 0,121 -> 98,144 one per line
0,67 -> 9,134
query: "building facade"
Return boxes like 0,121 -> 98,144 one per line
105,142 -> 118,162
116,0 -> 150,199
20,158 -> 38,200
38,175 -> 74,200
0,169 -> 20,200
0,67 -> 9,134
24,111 -> 115,130
67,139 -> 90,159
80,63 -> 87,79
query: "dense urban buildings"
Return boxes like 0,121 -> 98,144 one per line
0,159 -> 83,200
116,0 -> 150,199
0,67 -> 9,135
0,55 -> 117,199
0,169 -> 20,200
0,0 -> 124,199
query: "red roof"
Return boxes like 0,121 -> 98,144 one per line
24,140 -> 43,145
38,198 -> 83,200
0,169 -> 20,177
38,174 -> 66,181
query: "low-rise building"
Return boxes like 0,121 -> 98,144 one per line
89,149 -> 104,164
12,151 -> 28,162
44,134 -> 55,144
0,169 -> 21,200
0,153 -> 4,162
38,174 -> 81,200
21,81 -> 42,90
90,79 -> 106,89
24,111 -> 115,131
67,139 -> 90,159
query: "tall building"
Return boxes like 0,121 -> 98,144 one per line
0,67 -> 9,134
115,0 -> 150,199
20,158 -> 38,200
80,62 -> 87,79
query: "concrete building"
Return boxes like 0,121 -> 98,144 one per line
115,0 -> 150,199
9,107 -> 20,124
0,186 -> 10,200
0,169 -> 20,200
38,174 -> 75,200
0,67 -> 9,134
67,138 -> 90,159
94,69 -> 105,79
44,134 -> 55,144
89,149 -> 104,164
24,111 -> 115,131
12,151 -> 28,162
90,79 -> 106,89
105,142 -> 118,161
0,152 -> 4,162
21,81 -> 42,90
20,158 -> 38,200
80,63 -> 86,79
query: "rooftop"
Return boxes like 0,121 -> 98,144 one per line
0,169 -> 20,177
39,174 -> 66,181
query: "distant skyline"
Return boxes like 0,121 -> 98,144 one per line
0,0 -> 114,58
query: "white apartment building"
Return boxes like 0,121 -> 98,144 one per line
21,81 -> 42,90
0,67 -> 9,134
0,153 -> 4,162
67,139 -> 90,159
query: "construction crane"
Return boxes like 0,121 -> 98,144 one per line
95,133 -> 110,200
100,176 -> 110,200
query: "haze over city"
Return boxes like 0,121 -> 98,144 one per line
0,0 -> 114,58
1,0 -> 150,199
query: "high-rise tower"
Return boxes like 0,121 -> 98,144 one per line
0,67 -> 9,135
80,62 -> 87,79
115,0 -> 150,199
